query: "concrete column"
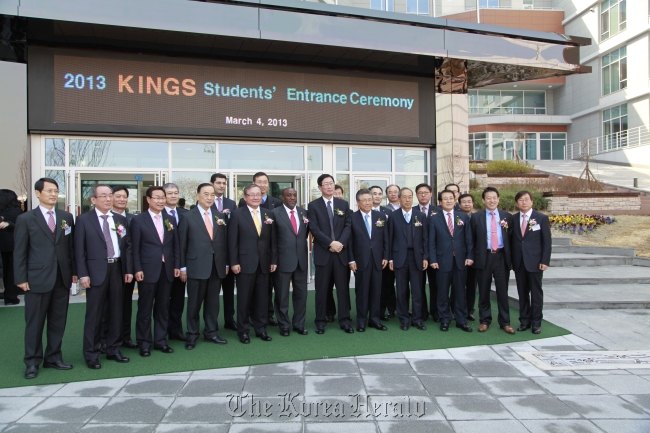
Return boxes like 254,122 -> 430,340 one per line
0,61 -> 28,199
435,93 -> 470,192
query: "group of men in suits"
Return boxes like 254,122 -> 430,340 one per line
12,172 -> 551,380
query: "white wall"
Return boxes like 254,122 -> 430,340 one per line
0,61 -> 28,196
592,144 -> 650,168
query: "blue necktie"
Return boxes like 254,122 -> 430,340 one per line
364,214 -> 371,238
404,212 -> 410,224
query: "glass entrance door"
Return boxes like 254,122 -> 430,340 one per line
232,173 -> 303,207
351,176 -> 390,209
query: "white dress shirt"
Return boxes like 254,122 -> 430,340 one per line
284,204 -> 299,220
247,205 -> 262,226
164,206 -> 180,224
520,209 -> 533,228
321,196 -> 335,210
444,209 -> 455,224
39,205 -> 56,225
419,204 -> 429,215
197,204 -> 213,227
112,210 -> 127,217
95,208 -> 120,258
401,208 -> 413,221
388,202 -> 401,211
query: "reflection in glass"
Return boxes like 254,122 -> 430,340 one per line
492,134 -> 504,160
336,147 -> 349,171
395,150 -> 427,172
220,144 -> 304,170
172,171 -> 214,203
44,170 -> 66,210
309,173 -> 322,203
336,174 -> 350,203
45,139 -> 65,167
172,143 -> 215,169
307,147 -> 323,171
70,140 -> 168,168
395,175 -> 427,192
352,148 -> 391,172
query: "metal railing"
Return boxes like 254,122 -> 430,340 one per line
564,126 -> 650,160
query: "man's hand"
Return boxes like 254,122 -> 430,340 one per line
0,222 -> 8,229
180,270 -> 187,282
135,271 -> 144,282
80,277 -> 91,289
270,265 -> 277,273
349,262 -> 357,272
465,259 -> 474,267
422,260 -> 428,271
225,267 -> 229,275
125,274 -> 133,284
174,269 -> 181,278
72,276 -> 78,284
381,259 -> 388,269
389,262 -> 394,271
17,282 -> 29,292
231,265 -> 241,275
329,241 -> 343,253
430,263 -> 439,269
540,264 -> 549,271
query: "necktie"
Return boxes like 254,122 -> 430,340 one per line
326,200 -> 335,240
364,213 -> 372,238
521,214 -> 527,237
155,214 -> 165,261
217,197 -> 223,212
170,209 -> 177,223
422,206 -> 426,214
490,211 -> 498,251
447,212 -> 454,236
253,209 -> 262,236
101,215 -> 116,258
404,212 -> 410,224
204,211 -> 213,240
290,210 -> 298,235
47,210 -> 55,234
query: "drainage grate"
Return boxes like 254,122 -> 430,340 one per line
517,351 -> 650,370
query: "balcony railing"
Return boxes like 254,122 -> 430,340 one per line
564,126 -> 650,160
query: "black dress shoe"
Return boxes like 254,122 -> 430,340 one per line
5,299 -> 20,305
432,317 -> 441,323
356,327 -> 365,332
25,365 -> 38,379
387,311 -> 396,318
257,333 -> 273,341
380,315 -> 389,321
415,323 -> 427,331
293,327 -> 308,335
517,325 -> 531,332
341,325 -> 354,334
456,324 -> 473,332
268,317 -> 278,326
280,329 -> 290,337
168,333 -> 186,342
224,322 -> 238,331
326,315 -> 335,323
99,344 -> 107,355
185,341 -> 196,350
43,360 -> 73,370
440,323 -> 450,332
467,314 -> 476,321
239,333 -> 250,344
155,345 -> 174,353
315,327 -> 325,335
107,352 -> 130,363
373,324 -> 388,331
204,335 -> 228,345
86,359 -> 101,369
532,327 -> 542,334
139,348 -> 151,357
122,339 -> 138,349
400,325 -> 409,331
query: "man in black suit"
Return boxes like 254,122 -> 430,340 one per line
76,184 -> 133,369
457,193 -> 477,322
429,189 -> 474,333
471,187 -> 514,335
326,184 -> 349,322
14,178 -> 77,379
308,174 -> 353,334
511,190 -> 551,334
385,184 -> 401,211
370,185 -> 396,321
164,183 -> 189,342
210,173 -> 238,331
444,183 -> 463,212
229,184 -> 277,343
349,189 -> 389,332
415,183 -> 436,322
387,188 -> 428,331
131,186 -> 180,356
272,188 -> 309,336
179,183 -> 229,349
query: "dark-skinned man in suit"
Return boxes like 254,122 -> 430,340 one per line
348,189 -> 389,332
179,183 -> 229,349
272,187 -> 309,336
14,177 -> 77,379
429,189 -> 474,333
471,187 -> 515,335
131,186 -> 181,357
76,184 -> 133,369
229,184 -> 277,343
370,185 -> 396,322
511,190 -> 552,334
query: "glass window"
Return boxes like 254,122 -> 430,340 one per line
45,138 -> 65,167
370,0 -> 394,11
525,133 -> 537,160
601,0 -> 626,40
501,91 -> 524,114
219,144 -> 304,170
307,147 -> 323,171
171,171 -> 214,203
479,0 -> 499,7
395,149 -> 427,172
335,174 -> 350,203
469,133 -> 487,160
540,134 -> 552,160
406,0 -> 428,15
70,139 -> 168,168
602,46 -> 627,95
492,134 -> 504,160
552,134 -> 567,160
395,175 -> 427,192
44,169 -> 66,210
352,148 -> 391,172
336,147 -> 349,171
171,142 -> 215,169
469,91 -> 546,115
603,103 -> 628,150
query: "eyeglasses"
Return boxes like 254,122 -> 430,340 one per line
417,191 -> 430,195
320,182 -> 335,187
165,191 -> 179,196
95,194 -> 113,200
358,199 -> 373,203
150,196 -> 166,201
42,189 -> 60,195
246,193 -> 262,198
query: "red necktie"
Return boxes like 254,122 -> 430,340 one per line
290,210 -> 298,235
490,211 -> 498,251
447,212 -> 454,236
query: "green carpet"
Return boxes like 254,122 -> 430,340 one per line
0,290 -> 569,388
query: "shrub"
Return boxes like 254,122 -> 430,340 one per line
549,214 -> 616,234
469,161 -> 486,172
486,160 -> 534,174
469,178 -> 480,190
470,187 -> 548,212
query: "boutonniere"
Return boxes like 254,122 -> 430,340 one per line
302,216 -> 309,224
61,220 -> 69,230
264,215 -> 274,225
214,216 -> 226,226
112,223 -> 126,238
500,219 -> 508,230
164,219 -> 173,231
455,216 -> 464,226
333,208 -> 345,216
430,211 -> 437,216
221,209 -> 231,215
375,218 -> 385,227
528,218 -> 538,230
414,216 -> 422,227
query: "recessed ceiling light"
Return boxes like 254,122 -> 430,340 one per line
548,85 -> 553,88
513,85 -> 517,87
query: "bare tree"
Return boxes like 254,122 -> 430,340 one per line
14,146 -> 30,208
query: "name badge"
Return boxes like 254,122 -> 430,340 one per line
532,224 -> 541,231
65,227 -> 71,236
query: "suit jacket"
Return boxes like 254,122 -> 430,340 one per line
238,195 -> 282,210
387,208 -> 429,268
211,196 -> 237,223
13,208 -> 76,293
471,209 -> 513,269
131,210 -> 180,284
112,210 -> 134,225
428,210 -> 474,272
272,205 -> 309,273
178,206 -> 228,280
373,205 -> 393,219
308,197 -> 351,267
511,210 -> 552,273
348,210 -> 389,272
228,206 -> 277,274
74,210 -> 132,285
